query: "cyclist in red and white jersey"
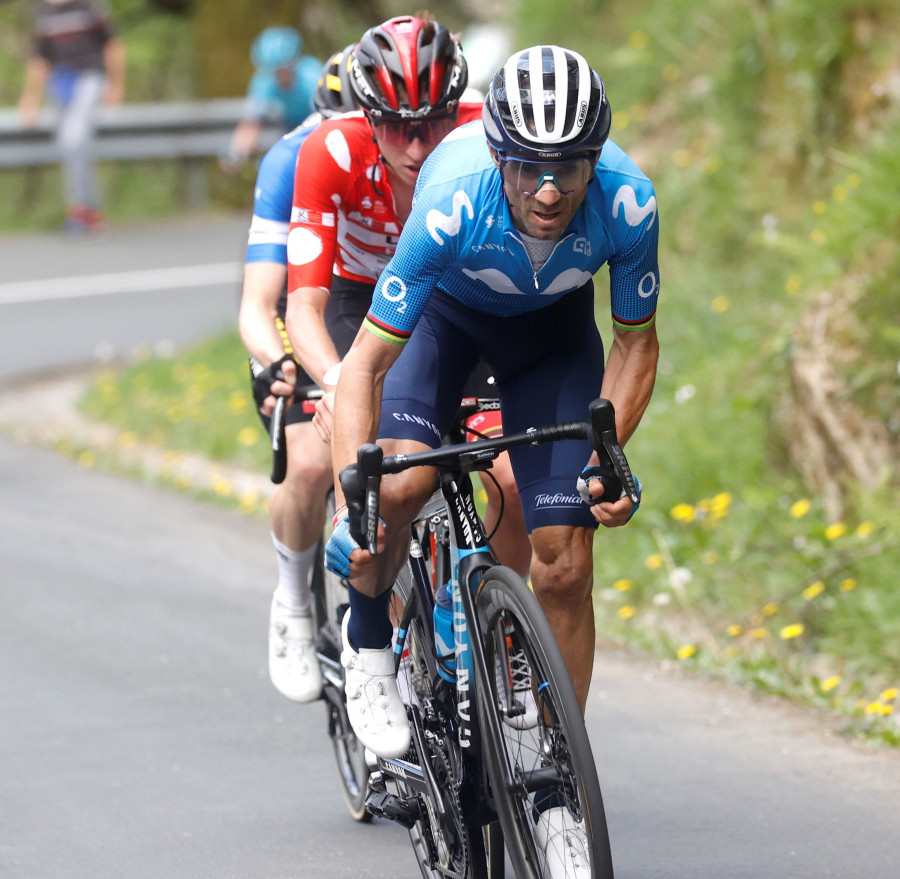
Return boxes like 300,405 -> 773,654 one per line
262,15 -> 528,705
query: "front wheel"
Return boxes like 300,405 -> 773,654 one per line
476,567 -> 613,879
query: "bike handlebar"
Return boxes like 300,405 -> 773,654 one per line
339,397 -> 639,553
269,384 -> 324,485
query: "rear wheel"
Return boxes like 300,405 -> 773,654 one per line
476,567 -> 613,879
313,492 -> 371,822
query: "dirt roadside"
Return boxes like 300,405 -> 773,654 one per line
0,370 -> 272,502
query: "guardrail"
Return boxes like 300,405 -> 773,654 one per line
0,98 -> 282,168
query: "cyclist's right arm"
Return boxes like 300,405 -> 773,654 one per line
286,123 -> 346,389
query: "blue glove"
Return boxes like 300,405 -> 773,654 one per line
325,515 -> 359,578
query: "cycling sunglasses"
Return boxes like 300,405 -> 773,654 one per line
370,112 -> 458,149
499,155 -> 596,196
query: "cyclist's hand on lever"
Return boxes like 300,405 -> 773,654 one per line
578,398 -> 643,527
326,444 -> 387,578
251,354 -> 297,417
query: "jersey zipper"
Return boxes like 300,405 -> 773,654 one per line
505,231 -> 575,290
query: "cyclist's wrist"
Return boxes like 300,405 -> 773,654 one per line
332,504 -> 348,527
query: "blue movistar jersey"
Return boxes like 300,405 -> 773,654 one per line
364,121 -> 659,345
245,115 -> 321,266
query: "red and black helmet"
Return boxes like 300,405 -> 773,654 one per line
349,15 -> 468,121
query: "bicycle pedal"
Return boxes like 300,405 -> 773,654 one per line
365,789 -> 422,828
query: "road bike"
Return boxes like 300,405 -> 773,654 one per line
339,397 -> 639,879
270,385 -> 371,821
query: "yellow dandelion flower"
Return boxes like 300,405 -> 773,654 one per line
612,579 -> 632,592
879,688 -> 899,703
475,488 -> 488,507
711,296 -> 729,313
856,521 -> 874,538
78,450 -> 97,469
779,623 -> 804,640
627,31 -> 649,50
645,554 -> 664,570
673,149 -> 691,167
211,475 -> 233,497
810,228 -> 827,245
820,675 -> 841,692
239,493 -> 259,515
100,383 -> 121,405
839,578 -> 857,591
618,606 -> 636,620
785,275 -> 803,295
704,156 -> 722,174
832,184 -> 848,203
790,498 -> 811,518
676,644 -> 697,660
662,63 -> 681,81
726,624 -> 742,637
117,431 -> 138,449
612,111 -> 630,130
802,581 -> 825,601
762,602 -> 778,617
846,173 -> 860,189
237,427 -> 260,447
670,503 -> 695,522
824,522 -> 846,540
865,702 -> 891,716
227,392 -> 249,415
812,200 -> 828,215
750,628 -> 768,639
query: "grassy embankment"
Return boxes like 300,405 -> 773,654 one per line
75,0 -> 899,743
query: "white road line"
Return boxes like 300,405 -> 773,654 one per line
0,262 -> 243,305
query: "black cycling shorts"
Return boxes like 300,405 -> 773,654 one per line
378,280 -> 605,531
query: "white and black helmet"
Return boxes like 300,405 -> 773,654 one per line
483,45 -> 611,161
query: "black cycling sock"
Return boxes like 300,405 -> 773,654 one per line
532,788 -> 564,821
346,586 -> 394,650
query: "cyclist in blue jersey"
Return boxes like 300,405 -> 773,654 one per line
326,47 -> 659,873
225,26 -> 322,171
239,45 -> 358,703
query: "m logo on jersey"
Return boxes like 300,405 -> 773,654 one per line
426,190 -> 474,245
612,185 -> 658,229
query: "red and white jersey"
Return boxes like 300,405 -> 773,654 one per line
287,104 -> 483,291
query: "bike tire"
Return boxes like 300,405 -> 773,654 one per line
390,568 -> 490,879
313,493 -> 371,823
475,567 -> 614,879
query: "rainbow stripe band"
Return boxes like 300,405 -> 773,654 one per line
613,310 -> 656,332
364,314 -> 411,345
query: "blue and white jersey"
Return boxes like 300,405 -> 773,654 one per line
245,116 -> 321,266
364,121 -> 659,345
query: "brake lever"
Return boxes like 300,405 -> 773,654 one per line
588,398 -> 640,505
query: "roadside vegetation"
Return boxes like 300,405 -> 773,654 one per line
39,0 -> 900,743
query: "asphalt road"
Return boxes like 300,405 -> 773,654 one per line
0,214 -> 248,381
3,435 -> 899,879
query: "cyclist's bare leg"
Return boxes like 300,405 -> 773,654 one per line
268,421 -> 333,606
344,438 -> 437,601
528,524 -> 596,711
480,451 -> 532,578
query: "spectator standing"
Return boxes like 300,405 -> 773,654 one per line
17,0 -> 126,233
225,26 -> 321,170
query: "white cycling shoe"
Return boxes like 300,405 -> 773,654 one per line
268,600 -> 323,703
340,610 -> 410,759
496,650 -> 539,730
534,806 -> 592,879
